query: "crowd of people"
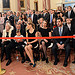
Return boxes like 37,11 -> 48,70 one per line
0,5 -> 75,67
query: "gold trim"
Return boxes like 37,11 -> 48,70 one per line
0,58 -> 6,74
3,8 -> 10,10
0,69 -> 6,74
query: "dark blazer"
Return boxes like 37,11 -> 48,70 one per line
49,14 -> 56,23
52,25 -> 70,46
65,23 -> 71,35
33,14 -> 37,25
65,10 -> 75,18
71,18 -> 75,35
9,15 -> 14,27
37,14 -> 41,20
4,15 -> 14,27
43,13 -> 50,23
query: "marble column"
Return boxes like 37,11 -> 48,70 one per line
43,0 -> 46,10
25,0 -> 27,10
0,0 -> 3,12
47,0 -> 50,10
27,0 -> 30,10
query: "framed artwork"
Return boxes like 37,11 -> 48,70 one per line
3,0 -> 10,8
20,1 -> 24,8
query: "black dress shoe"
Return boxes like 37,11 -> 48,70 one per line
21,58 -> 25,63
33,63 -> 36,67
30,63 -> 33,65
72,61 -> 75,64
63,62 -> 68,67
46,58 -> 49,63
54,58 -> 59,65
6,60 -> 12,66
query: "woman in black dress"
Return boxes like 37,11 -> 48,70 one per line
24,22 -> 38,67
38,21 -> 51,63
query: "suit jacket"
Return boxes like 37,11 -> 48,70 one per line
49,14 -> 56,23
65,23 -> 72,35
43,13 -> 50,23
37,14 -> 41,20
71,18 -> 75,35
65,10 -> 75,18
4,15 -> 14,27
52,25 -> 70,46
32,14 -> 37,25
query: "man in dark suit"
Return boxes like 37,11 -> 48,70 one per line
71,18 -> 75,64
52,18 -> 70,67
65,18 -> 72,35
31,10 -> 37,27
5,23 -> 26,66
43,10 -> 50,24
49,9 -> 56,26
36,11 -> 41,20
65,6 -> 75,19
5,11 -> 15,28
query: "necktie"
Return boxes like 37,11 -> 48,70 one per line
59,28 -> 63,44
68,12 -> 70,18
59,28 -> 62,36
50,15 -> 52,23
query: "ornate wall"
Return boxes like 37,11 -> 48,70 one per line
0,0 -> 74,12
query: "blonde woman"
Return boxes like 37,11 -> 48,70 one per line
1,22 -> 14,64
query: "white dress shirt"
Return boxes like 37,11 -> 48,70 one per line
31,14 -> 34,22
67,24 -> 71,31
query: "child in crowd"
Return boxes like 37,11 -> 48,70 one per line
14,30 -> 25,63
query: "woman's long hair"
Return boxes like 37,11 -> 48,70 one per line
28,22 -> 35,29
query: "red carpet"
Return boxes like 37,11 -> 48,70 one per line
1,50 -> 75,75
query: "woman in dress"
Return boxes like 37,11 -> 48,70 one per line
38,20 -> 51,63
24,22 -> 38,67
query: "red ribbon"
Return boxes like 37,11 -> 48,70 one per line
0,36 -> 75,39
